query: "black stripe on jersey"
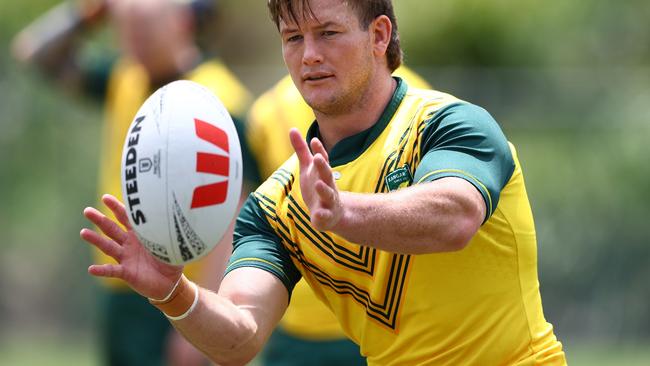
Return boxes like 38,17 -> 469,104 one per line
255,192 -> 409,330
256,192 -> 277,213
392,111 -> 420,166
413,115 -> 433,164
255,115 -> 425,330
411,119 -> 428,168
287,198 -> 375,274
255,193 -> 308,261
276,168 -> 294,187
374,150 -> 398,193
288,240 -> 410,330
269,168 -> 294,196
288,196 -> 370,261
375,124 -> 414,193
256,193 -> 286,229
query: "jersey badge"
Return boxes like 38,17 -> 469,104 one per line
385,164 -> 413,191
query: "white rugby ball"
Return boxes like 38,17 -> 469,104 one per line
120,80 -> 242,265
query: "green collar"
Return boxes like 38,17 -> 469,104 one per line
306,77 -> 408,167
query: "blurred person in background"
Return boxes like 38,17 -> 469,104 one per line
11,0 -> 252,364
246,66 -> 430,366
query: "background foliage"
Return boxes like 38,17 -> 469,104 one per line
1,0 -> 649,364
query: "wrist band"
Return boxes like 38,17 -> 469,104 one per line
149,275 -> 183,303
166,282 -> 199,321
148,275 -> 199,320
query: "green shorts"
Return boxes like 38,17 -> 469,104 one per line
101,290 -> 171,366
260,327 -> 366,366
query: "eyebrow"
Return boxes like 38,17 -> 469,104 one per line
280,20 -> 340,35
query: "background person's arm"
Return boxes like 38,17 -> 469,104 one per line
11,0 -> 107,91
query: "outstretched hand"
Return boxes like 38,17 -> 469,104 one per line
80,194 -> 183,300
289,128 -> 343,232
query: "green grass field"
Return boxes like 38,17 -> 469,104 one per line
1,334 -> 649,366
564,340 -> 650,366
0,334 -> 98,366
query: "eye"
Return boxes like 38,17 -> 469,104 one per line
322,30 -> 338,37
286,34 -> 303,43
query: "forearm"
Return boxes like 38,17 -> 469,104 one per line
155,268 -> 287,366
333,177 -> 485,254
11,1 -> 104,82
171,288 -> 260,366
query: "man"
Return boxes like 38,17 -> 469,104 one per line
247,68 -> 431,366
13,0 -> 251,365
80,0 -> 567,364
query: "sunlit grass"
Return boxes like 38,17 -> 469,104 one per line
566,340 -> 650,366
0,333 -> 98,366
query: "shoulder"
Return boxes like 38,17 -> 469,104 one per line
395,84 -> 466,132
107,58 -> 148,89
413,101 -> 515,220
248,75 -> 311,127
393,66 -> 431,89
406,87 -> 461,110
420,101 -> 505,142
255,156 -> 300,198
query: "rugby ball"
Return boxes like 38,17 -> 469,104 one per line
120,80 -> 242,265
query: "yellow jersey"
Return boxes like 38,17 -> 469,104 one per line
229,78 -> 566,365
246,68 -> 431,339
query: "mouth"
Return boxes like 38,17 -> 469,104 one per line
302,72 -> 334,82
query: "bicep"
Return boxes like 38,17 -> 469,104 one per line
425,176 -> 486,227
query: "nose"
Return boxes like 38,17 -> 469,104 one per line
302,36 -> 323,65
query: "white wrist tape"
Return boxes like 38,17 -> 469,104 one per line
149,275 -> 183,303
165,281 -> 199,321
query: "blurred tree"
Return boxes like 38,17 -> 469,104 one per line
395,0 -> 650,67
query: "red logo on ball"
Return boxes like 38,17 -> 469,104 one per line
191,118 -> 229,208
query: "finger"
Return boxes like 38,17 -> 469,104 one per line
88,263 -> 125,279
310,138 -> 329,163
311,209 -> 334,231
102,194 -> 131,229
84,207 -> 129,245
315,181 -> 337,207
289,128 -> 312,170
313,154 -> 336,188
80,228 -> 123,261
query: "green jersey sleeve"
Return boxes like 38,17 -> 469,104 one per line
226,193 -> 302,296
414,102 -> 515,221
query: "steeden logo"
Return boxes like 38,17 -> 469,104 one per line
191,118 -> 230,208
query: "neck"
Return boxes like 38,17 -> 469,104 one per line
148,45 -> 200,86
315,75 -> 397,151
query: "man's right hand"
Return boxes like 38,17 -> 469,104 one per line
80,194 -> 183,300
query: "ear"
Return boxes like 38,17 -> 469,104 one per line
371,15 -> 392,58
